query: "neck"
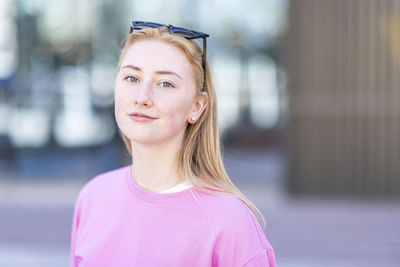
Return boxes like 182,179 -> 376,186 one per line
130,139 -> 185,192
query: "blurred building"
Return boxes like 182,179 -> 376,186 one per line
287,0 -> 400,197
0,0 -> 288,179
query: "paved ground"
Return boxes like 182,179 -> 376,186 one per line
1,150 -> 399,267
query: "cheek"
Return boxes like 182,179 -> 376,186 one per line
114,93 -> 124,112
162,97 -> 192,124
114,88 -> 129,125
114,80 -> 132,106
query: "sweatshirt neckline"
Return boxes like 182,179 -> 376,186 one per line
125,165 -> 194,204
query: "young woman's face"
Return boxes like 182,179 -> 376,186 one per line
114,39 -> 206,147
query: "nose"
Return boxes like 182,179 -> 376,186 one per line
135,82 -> 153,107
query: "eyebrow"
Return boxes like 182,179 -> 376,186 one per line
121,64 -> 182,80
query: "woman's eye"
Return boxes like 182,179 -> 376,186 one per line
125,76 -> 138,83
159,81 -> 174,88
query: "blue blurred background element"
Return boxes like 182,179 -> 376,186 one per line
1,0 -> 400,266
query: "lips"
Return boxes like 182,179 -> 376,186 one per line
128,112 -> 157,122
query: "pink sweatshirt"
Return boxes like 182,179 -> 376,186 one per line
70,165 -> 276,267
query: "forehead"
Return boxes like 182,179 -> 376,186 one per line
120,40 -> 193,76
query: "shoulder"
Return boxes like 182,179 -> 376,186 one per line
193,190 -> 266,239
192,190 -> 275,266
75,165 -> 131,203
194,190 -> 255,222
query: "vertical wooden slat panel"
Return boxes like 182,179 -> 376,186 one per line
376,0 -> 384,195
393,0 -> 400,194
356,0 -> 366,195
381,0 -> 390,194
346,0 -> 357,194
368,0 -> 378,196
334,0 -> 345,195
287,0 -> 400,197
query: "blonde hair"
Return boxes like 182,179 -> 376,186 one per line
116,27 -> 265,227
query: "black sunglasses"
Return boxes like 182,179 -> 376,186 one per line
129,20 -> 210,91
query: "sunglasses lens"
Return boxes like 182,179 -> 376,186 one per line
169,28 -> 194,37
134,25 -> 154,30
131,22 -> 163,31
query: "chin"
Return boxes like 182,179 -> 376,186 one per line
123,132 -> 157,145
119,120 -> 186,147
127,131 -> 185,148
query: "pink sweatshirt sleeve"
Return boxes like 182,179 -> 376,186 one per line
210,197 -> 276,266
70,190 -> 84,267
243,248 -> 276,267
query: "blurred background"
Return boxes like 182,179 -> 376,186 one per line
0,0 -> 400,266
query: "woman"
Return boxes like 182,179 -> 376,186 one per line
70,20 -> 276,267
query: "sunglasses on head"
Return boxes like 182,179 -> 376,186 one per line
129,20 -> 210,91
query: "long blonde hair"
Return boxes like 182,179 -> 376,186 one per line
116,26 -> 265,227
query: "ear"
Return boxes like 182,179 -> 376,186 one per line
188,91 -> 208,124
